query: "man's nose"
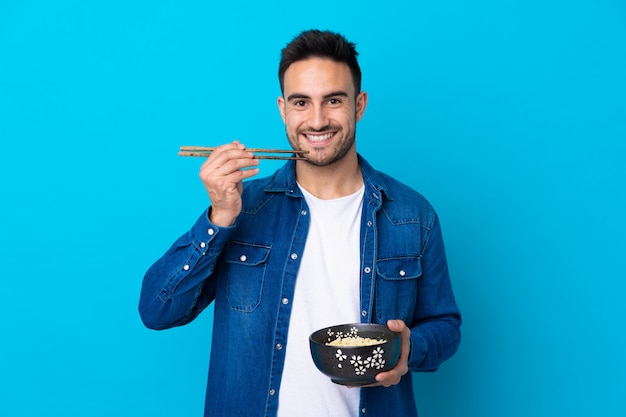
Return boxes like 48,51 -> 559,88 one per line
309,105 -> 330,129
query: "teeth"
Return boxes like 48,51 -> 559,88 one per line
305,133 -> 333,142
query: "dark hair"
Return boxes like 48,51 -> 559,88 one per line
278,29 -> 362,94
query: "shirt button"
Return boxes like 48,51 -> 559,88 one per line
367,221 -> 372,227
276,343 -> 283,350
290,253 -> 298,260
207,228 -> 215,236
399,270 -> 406,277
301,210 -> 307,216
364,267 -> 371,273
282,298 -> 289,305
361,407 -> 366,414
240,255 -> 247,262
361,310 -> 367,317
200,242 -> 206,248
269,389 -> 276,396
183,264 -> 190,271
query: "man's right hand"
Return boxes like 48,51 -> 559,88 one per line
199,141 -> 260,227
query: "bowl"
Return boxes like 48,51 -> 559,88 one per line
309,323 -> 401,386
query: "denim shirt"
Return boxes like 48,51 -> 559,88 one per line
139,155 -> 461,417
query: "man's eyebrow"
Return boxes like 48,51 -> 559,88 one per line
286,93 -> 310,101
323,91 -> 349,99
286,91 -> 350,101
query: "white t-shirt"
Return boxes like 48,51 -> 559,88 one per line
277,184 -> 364,417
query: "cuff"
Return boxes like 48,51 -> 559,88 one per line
189,208 -> 236,256
408,330 -> 427,368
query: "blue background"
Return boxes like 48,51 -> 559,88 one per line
1,1 -> 625,416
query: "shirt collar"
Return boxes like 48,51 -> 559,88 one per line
263,154 -> 393,201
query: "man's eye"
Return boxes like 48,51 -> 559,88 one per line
294,100 -> 306,106
328,98 -> 342,105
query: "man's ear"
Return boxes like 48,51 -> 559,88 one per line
355,91 -> 368,122
277,96 -> 286,123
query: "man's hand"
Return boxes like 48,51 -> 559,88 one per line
199,141 -> 260,227
365,319 -> 411,387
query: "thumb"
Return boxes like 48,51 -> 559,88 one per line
387,319 -> 402,331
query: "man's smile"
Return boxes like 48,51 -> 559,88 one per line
304,132 -> 336,142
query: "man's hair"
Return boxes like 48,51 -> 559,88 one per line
278,29 -> 362,95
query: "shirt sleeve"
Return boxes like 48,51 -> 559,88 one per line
138,209 -> 235,330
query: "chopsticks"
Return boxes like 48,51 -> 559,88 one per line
178,146 -> 309,160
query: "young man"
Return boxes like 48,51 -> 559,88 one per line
139,29 -> 461,416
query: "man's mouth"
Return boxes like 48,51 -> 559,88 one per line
304,132 -> 335,142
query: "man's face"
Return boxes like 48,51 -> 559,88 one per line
278,58 -> 367,167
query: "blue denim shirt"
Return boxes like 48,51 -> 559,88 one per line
139,155 -> 461,417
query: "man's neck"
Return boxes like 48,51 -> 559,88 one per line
295,151 -> 363,200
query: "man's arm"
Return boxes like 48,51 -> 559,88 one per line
139,141 -> 261,329
138,210 -> 233,329
406,212 -> 461,372
373,212 -> 461,386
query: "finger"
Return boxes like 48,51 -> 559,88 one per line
202,155 -> 259,178
200,146 -> 260,185
371,366 -> 402,387
227,165 -> 260,183
386,319 -> 406,332
374,366 -> 405,387
201,146 -> 256,172
200,140 -> 244,160
202,165 -> 259,195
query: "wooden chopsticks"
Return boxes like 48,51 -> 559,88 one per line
178,146 -> 309,160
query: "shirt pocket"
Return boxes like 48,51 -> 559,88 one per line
374,256 -> 422,322
224,241 -> 271,312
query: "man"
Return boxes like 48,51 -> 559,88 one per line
139,29 -> 461,416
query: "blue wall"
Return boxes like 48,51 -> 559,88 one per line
1,1 -> 624,415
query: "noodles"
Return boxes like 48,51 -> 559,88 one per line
325,336 -> 386,347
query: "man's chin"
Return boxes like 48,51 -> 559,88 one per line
300,151 -> 346,167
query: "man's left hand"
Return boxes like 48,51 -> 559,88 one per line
364,319 -> 411,387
